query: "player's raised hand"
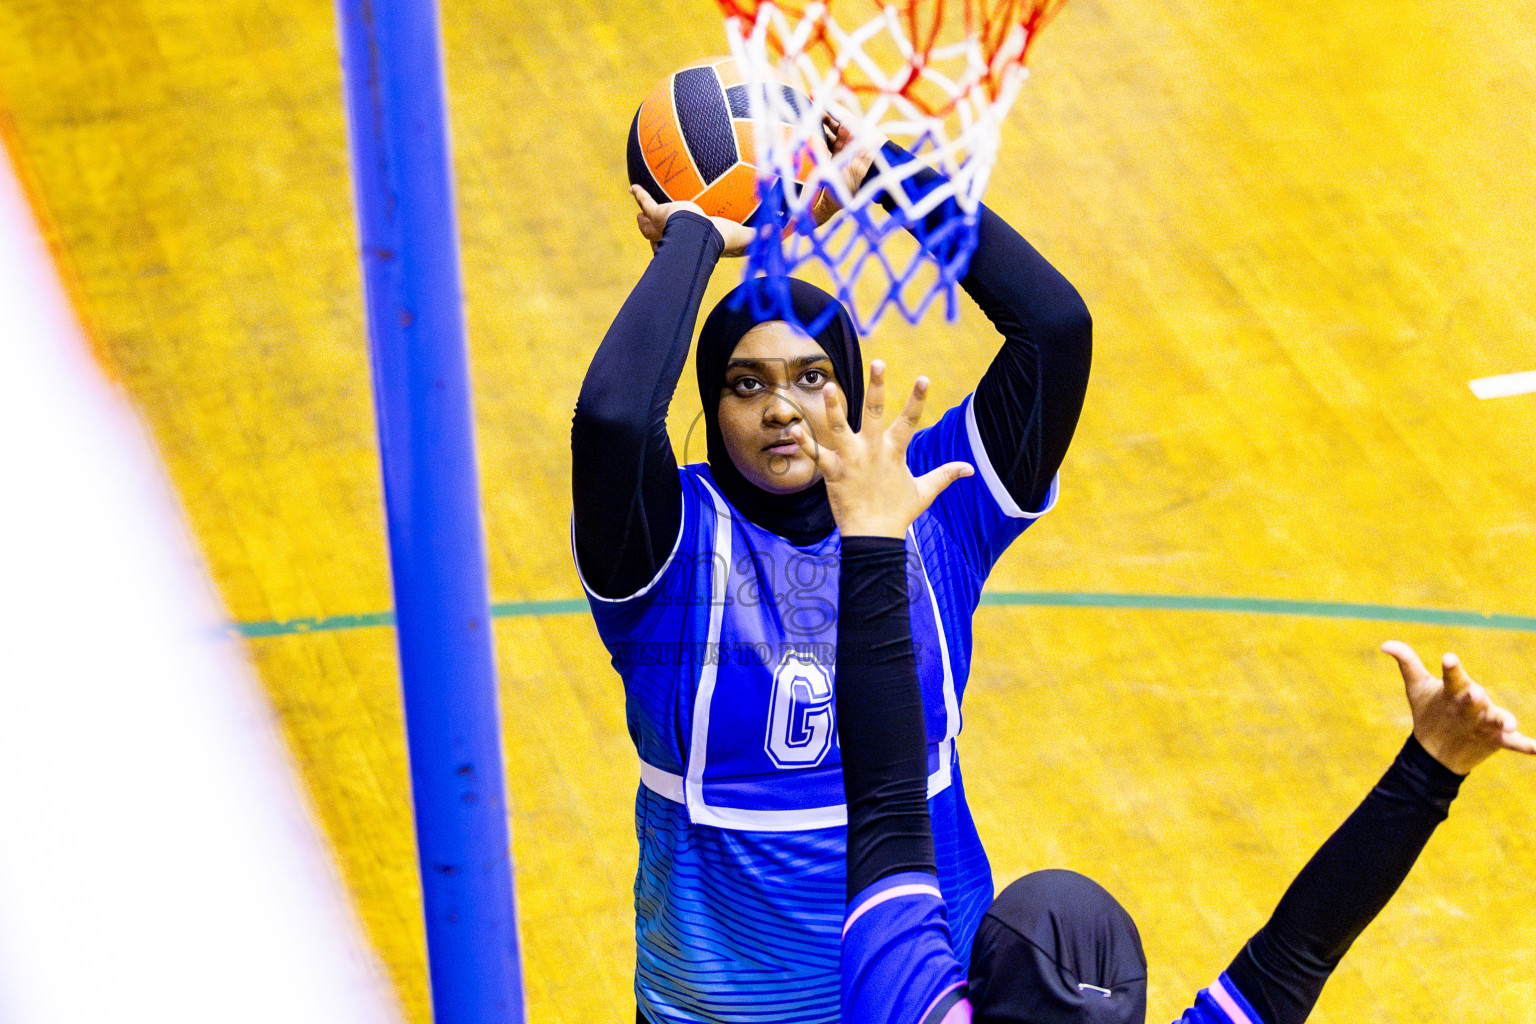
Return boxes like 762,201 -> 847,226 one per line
788,360 -> 971,539
811,103 -> 887,226
1382,641 -> 1536,775
630,185 -> 752,257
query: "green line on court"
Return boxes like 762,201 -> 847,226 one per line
975,592 -> 1536,632
230,593 -> 1536,639
236,609 -> 397,638
231,599 -> 589,638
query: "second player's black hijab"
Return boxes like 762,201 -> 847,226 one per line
695,277 -> 863,545
969,870 -> 1148,1024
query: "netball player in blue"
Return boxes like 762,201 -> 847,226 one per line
571,124 -> 1092,1024
808,364 -> 1536,1024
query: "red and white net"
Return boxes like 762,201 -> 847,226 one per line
717,0 -> 1067,332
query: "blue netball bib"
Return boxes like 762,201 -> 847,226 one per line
679,474 -> 957,829
577,395 -> 1056,1024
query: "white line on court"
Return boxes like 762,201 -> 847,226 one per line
1469,370 -> 1536,399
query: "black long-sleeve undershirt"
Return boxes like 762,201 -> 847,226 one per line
572,213 -> 720,598
832,535 -> 1468,1017
1223,736 -> 1464,1024
877,144 -> 1091,520
572,187 -> 1092,599
837,536 -> 938,900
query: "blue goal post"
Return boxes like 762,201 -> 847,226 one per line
334,1 -> 526,1021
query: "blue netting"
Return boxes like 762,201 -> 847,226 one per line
732,136 -> 982,336
718,0 -> 1044,337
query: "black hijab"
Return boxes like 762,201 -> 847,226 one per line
695,277 -> 863,545
968,870 -> 1148,1024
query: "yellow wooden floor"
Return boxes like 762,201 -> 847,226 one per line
2,0 -> 1533,1021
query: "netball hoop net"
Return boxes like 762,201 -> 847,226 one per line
717,0 -> 1066,335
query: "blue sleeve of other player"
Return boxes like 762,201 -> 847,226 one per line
843,872 -> 972,1024
1172,973 -> 1268,1024
907,395 -> 1058,579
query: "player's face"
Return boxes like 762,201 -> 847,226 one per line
717,322 -> 838,494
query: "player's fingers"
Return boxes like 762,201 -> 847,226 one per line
824,101 -> 855,140
820,112 -> 843,151
820,380 -> 850,438
1382,641 -> 1432,687
786,421 -> 825,467
631,184 -> 657,214
1442,652 -> 1474,700
636,206 -> 662,244
1485,703 -> 1518,734
914,461 -> 974,510
863,360 -> 887,432
888,376 -> 929,450
1499,728 -> 1536,757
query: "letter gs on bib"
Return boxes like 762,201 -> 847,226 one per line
764,649 -> 835,768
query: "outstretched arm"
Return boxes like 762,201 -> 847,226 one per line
1219,644 -> 1534,1024
570,191 -> 749,599
801,365 -> 975,1024
789,363 -> 972,898
846,133 -> 1092,514
965,205 -> 1092,514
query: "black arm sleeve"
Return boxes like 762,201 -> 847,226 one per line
571,212 -> 723,599
837,536 -> 937,902
1223,736 -> 1465,1024
873,145 -> 1093,512
966,207 -> 1093,514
